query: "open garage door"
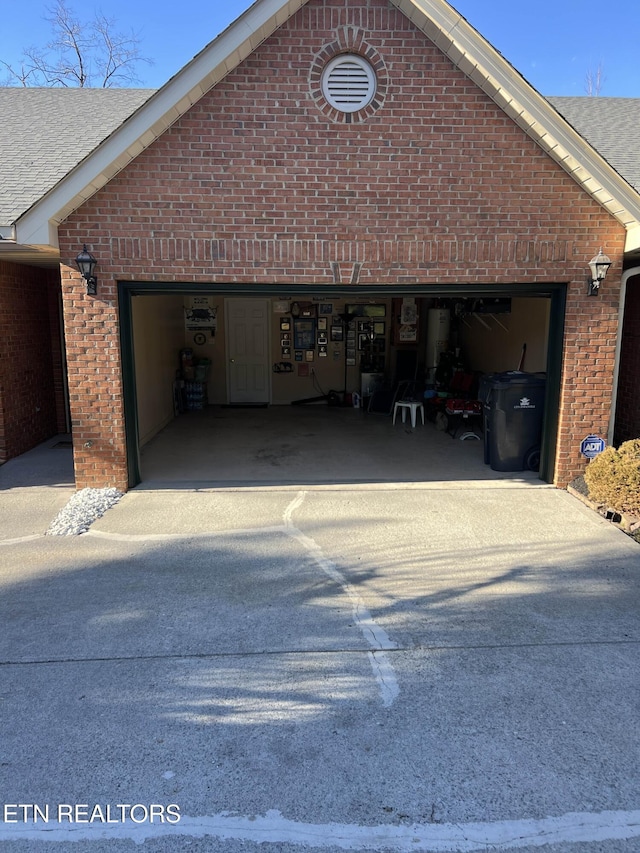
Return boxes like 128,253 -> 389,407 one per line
119,282 -> 565,489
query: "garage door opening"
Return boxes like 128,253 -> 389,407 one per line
119,283 -> 565,488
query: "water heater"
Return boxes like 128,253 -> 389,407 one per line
425,309 -> 450,383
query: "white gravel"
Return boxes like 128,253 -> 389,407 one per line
46,487 -> 123,536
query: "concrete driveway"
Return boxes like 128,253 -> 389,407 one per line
1,443 -> 639,850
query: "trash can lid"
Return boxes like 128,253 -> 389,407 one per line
488,370 -> 546,387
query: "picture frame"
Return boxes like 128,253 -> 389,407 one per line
317,317 -> 328,331
319,303 -> 333,314
331,325 -> 344,342
293,319 -> 316,350
305,350 -> 315,362
346,303 -> 386,318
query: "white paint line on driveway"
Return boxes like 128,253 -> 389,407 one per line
0,534 -> 43,546
86,495 -> 400,706
86,526 -> 286,542
284,491 -> 399,706
2,808 -> 639,848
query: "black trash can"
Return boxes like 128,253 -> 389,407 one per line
481,371 -> 546,472
478,372 -> 497,465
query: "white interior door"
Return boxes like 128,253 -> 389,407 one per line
225,299 -> 270,404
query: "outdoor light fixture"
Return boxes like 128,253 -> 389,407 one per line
587,248 -> 612,297
75,245 -> 98,295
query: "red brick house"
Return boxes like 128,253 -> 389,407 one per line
1,0 -> 639,490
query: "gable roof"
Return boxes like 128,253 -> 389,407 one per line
6,0 -> 640,260
0,88 -> 153,227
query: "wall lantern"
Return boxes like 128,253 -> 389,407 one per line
587,248 -> 612,297
75,245 -> 98,295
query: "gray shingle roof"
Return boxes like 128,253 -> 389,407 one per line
2,87 -> 639,228
0,87 -> 154,225
548,97 -> 640,193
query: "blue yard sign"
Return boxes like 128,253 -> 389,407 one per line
580,434 -> 606,458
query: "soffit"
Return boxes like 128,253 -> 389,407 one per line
391,0 -> 640,237
14,0 -> 640,252
14,0 -> 307,248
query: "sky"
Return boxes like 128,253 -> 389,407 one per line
1,0 -> 639,97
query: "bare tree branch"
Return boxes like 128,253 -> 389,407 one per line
585,62 -> 606,97
0,0 -> 152,87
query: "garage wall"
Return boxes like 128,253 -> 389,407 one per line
0,260 -> 63,463
132,294 -> 184,445
457,298 -> 550,375
182,295 -> 226,404
184,296 -> 393,405
269,299 -> 392,404
614,276 -> 640,445
57,0 -> 626,489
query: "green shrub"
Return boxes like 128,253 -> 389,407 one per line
584,439 -> 640,515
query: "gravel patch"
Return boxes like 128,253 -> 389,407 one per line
46,487 -> 123,536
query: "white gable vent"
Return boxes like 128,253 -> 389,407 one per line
321,55 -> 376,113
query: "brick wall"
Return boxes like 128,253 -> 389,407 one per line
0,261 -> 65,463
614,275 -> 640,444
57,0 -> 626,489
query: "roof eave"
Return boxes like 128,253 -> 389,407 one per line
391,0 -> 640,243
14,0 -> 640,252
15,0 -> 307,248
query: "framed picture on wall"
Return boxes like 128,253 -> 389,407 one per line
346,303 -> 386,318
293,319 -> 316,350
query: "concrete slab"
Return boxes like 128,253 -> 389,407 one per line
1,479 -> 639,851
0,436 -> 75,541
137,405 -> 542,488
1,420 -> 639,851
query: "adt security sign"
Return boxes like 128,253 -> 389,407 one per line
580,434 -> 606,458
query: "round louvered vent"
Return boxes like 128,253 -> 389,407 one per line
320,55 -> 376,113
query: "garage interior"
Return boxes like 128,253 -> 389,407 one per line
128,291 -> 553,487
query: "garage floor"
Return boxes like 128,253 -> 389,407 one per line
138,404 -> 543,488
